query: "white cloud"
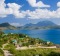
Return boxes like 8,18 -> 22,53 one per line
7,3 -> 26,18
57,2 -> 60,7
0,0 -> 60,19
0,0 -> 7,17
26,8 -> 60,19
27,0 -> 50,7
10,23 -> 20,26
0,0 -> 26,18
26,9 -> 55,19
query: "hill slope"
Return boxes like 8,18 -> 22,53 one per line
0,23 -> 17,30
21,21 -> 60,29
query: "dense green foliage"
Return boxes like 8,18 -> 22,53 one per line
9,48 -> 60,56
0,31 -> 53,48
0,49 -> 4,56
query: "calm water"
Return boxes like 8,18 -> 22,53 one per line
3,29 -> 60,44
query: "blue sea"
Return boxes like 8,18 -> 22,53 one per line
3,29 -> 60,44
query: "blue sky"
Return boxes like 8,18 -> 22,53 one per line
0,0 -> 60,26
5,0 -> 59,10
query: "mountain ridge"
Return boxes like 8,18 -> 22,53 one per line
0,22 -> 17,30
0,20 -> 60,30
20,20 -> 60,29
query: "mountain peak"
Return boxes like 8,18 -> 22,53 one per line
0,22 -> 10,27
36,20 -> 56,27
21,20 -> 57,29
0,22 -> 17,30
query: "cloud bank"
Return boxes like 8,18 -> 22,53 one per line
0,0 -> 60,19
0,0 -> 26,18
27,0 -> 50,7
57,2 -> 60,7
10,23 -> 20,26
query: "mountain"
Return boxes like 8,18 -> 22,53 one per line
36,21 -> 56,27
0,22 -> 17,30
0,23 -> 11,27
20,20 -> 60,29
1,21 -> 60,30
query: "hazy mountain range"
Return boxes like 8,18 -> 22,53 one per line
0,21 -> 60,30
19,20 -> 60,30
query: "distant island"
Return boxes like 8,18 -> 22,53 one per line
20,20 -> 60,30
0,21 -> 60,30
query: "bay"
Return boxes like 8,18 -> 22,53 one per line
3,29 -> 60,44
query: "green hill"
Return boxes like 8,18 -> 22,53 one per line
0,23 -> 17,30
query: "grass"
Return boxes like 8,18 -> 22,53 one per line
9,48 -> 60,56
0,49 -> 4,56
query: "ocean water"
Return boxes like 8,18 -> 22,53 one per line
3,29 -> 60,44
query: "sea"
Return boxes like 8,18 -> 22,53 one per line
3,29 -> 60,44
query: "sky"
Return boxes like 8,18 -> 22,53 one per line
0,0 -> 60,26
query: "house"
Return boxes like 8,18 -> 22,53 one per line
47,41 -> 50,45
12,40 -> 17,46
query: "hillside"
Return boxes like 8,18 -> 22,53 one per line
20,21 -> 60,29
0,23 -> 17,30
0,21 -> 60,30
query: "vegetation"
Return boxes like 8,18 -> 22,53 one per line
0,31 -> 53,48
0,31 -> 59,56
8,48 -> 60,56
0,49 -> 4,56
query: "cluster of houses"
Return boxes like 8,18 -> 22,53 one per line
2,33 -> 52,48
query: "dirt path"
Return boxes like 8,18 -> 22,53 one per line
2,43 -> 13,56
3,50 -> 13,56
16,46 -> 57,50
2,43 -> 8,49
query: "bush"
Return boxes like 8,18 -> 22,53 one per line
4,44 -> 16,50
9,48 -> 17,54
0,49 -> 4,56
47,52 -> 60,56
